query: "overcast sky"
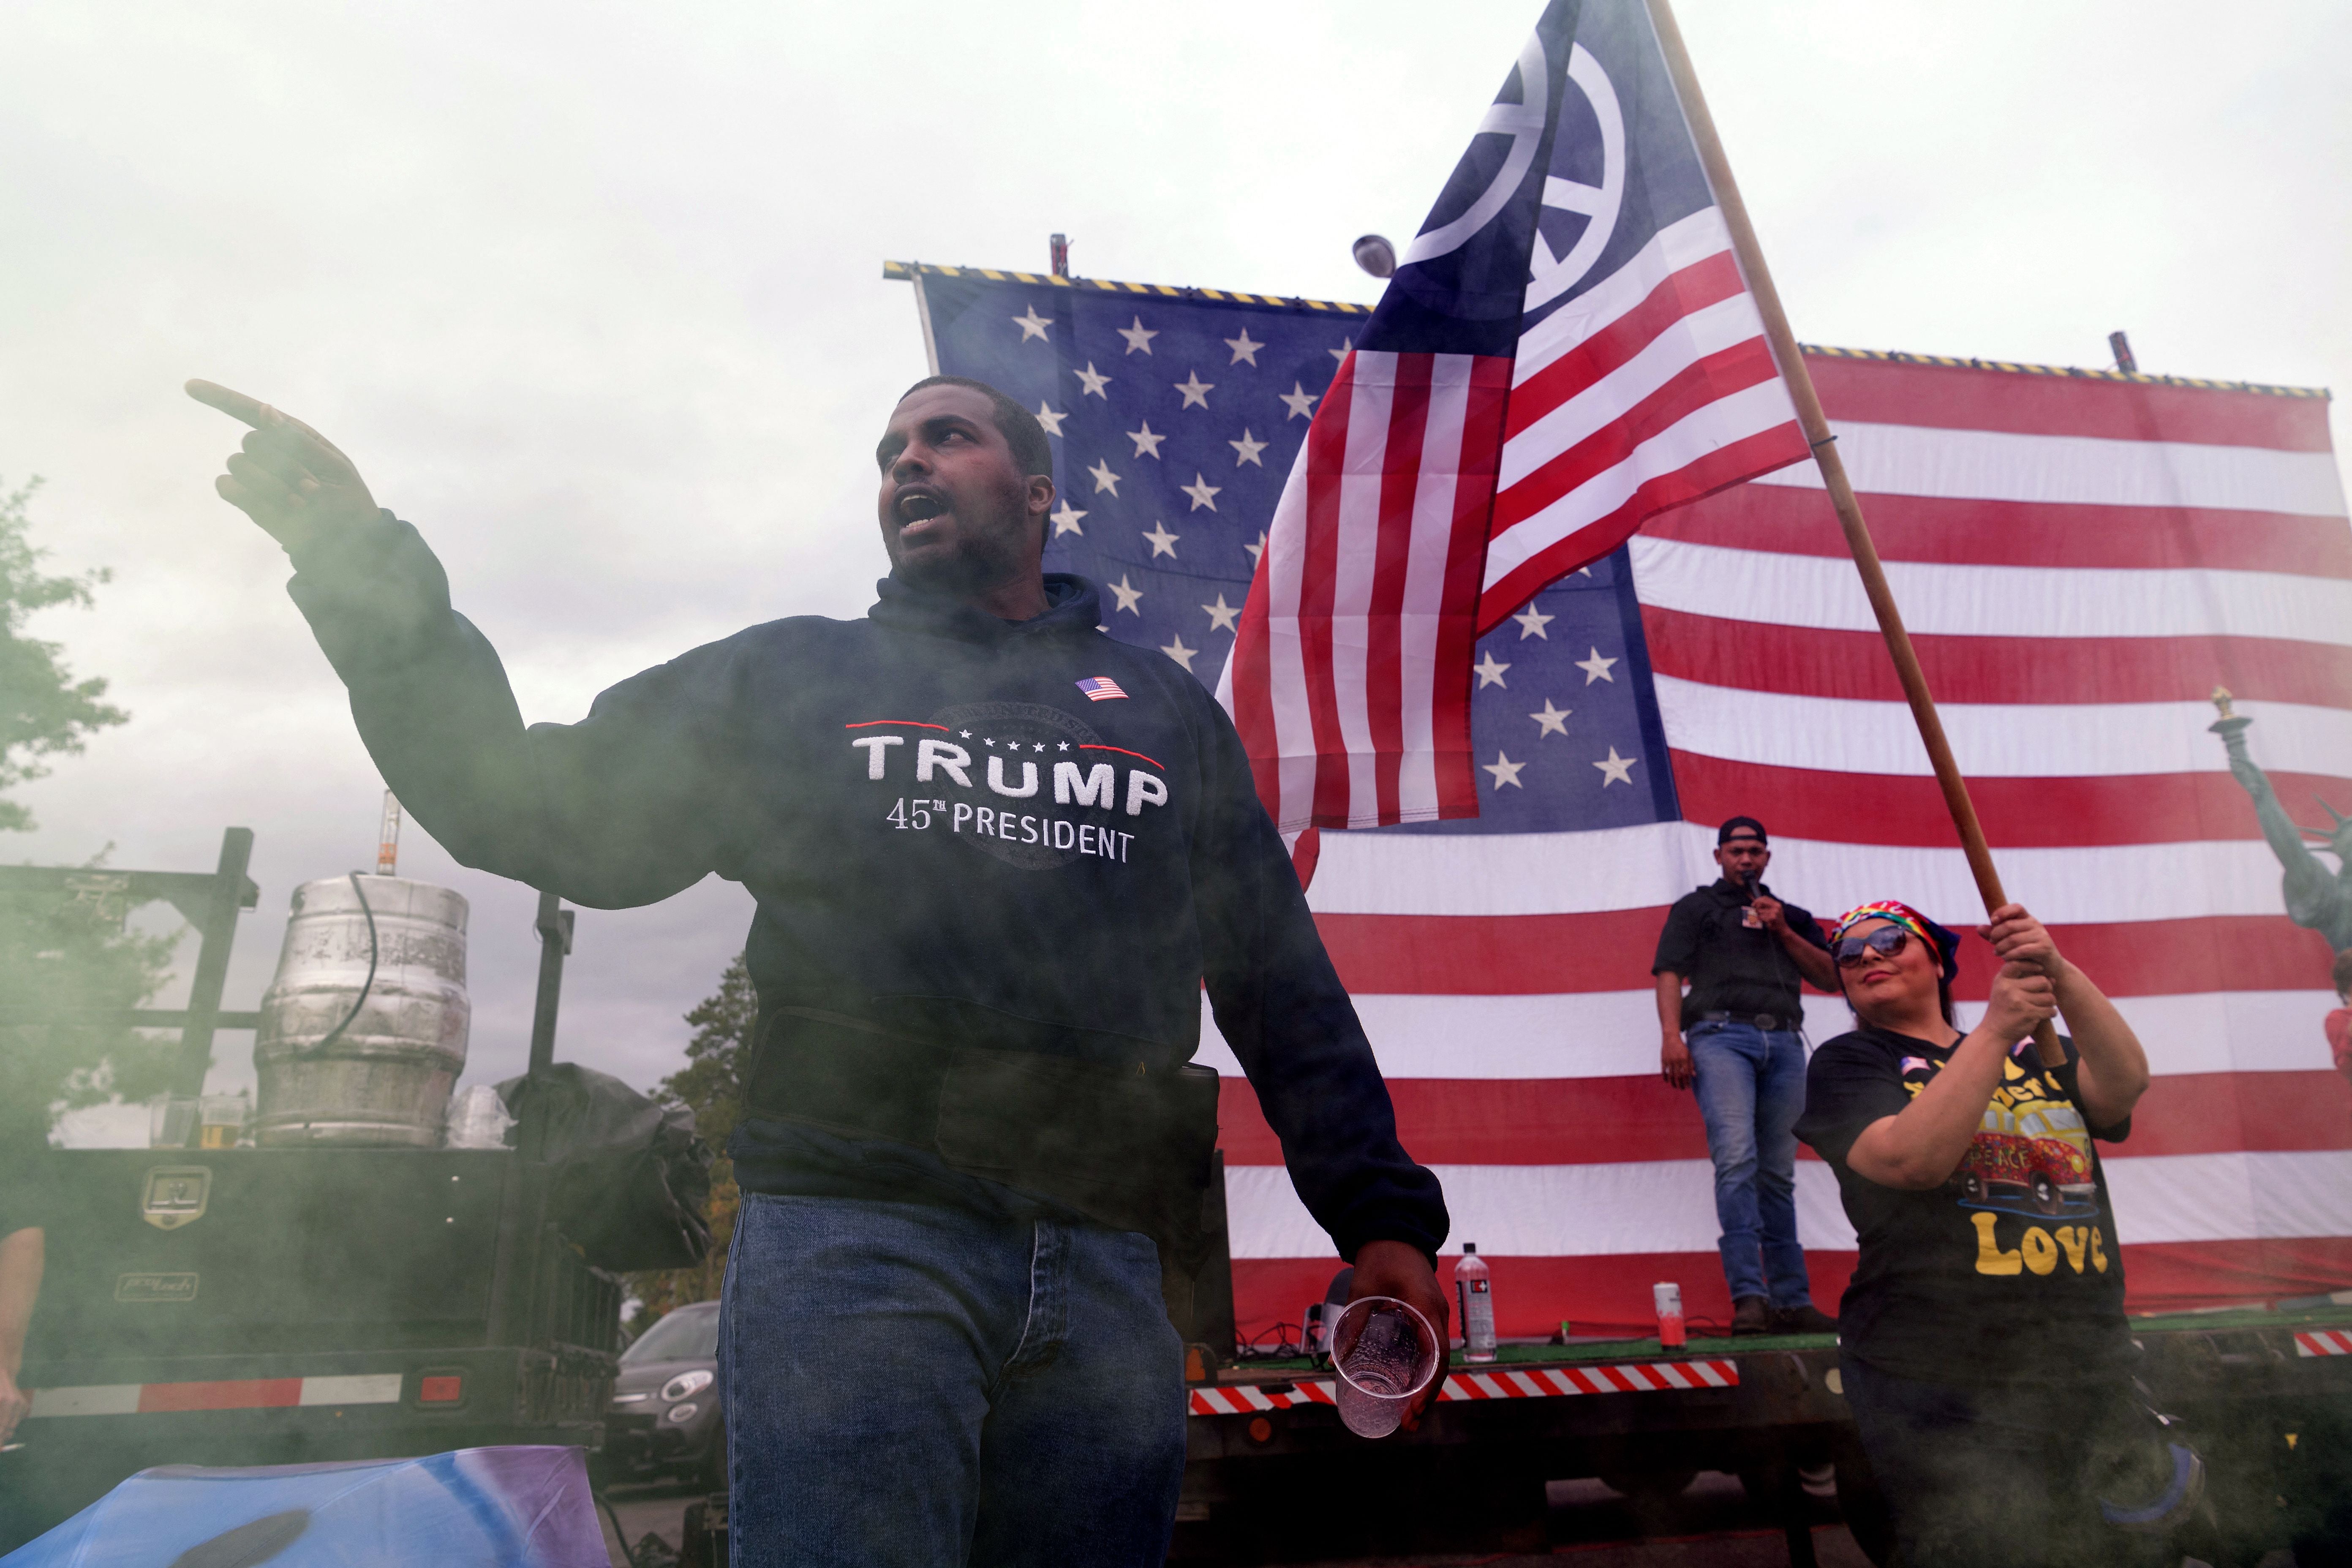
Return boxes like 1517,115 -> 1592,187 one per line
4,0 -> 2345,1134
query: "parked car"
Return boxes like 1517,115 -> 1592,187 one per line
598,1301 -> 722,1488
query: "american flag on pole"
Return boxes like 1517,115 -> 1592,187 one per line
892,240 -> 2352,1335
1218,0 -> 1812,833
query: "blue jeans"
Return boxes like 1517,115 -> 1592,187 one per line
1687,1021 -> 1810,1307
719,1191 -> 1187,1568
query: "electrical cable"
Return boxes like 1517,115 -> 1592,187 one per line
297,871 -> 378,1059
593,1489 -> 640,1568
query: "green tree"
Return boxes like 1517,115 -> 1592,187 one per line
0,890 -> 180,1151
626,953 -> 754,1315
0,476 -> 173,1148
0,478 -> 127,834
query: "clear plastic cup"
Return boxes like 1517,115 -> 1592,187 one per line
1328,1295 -> 1440,1439
197,1093 -> 247,1150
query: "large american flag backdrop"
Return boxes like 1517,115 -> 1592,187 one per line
891,255 -> 2352,1337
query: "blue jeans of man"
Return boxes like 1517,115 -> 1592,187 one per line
1686,1020 -> 1811,1308
719,1191 -> 1187,1567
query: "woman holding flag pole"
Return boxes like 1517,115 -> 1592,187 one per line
1794,898 -> 2168,1563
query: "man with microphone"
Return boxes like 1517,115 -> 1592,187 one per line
1652,817 -> 1840,1335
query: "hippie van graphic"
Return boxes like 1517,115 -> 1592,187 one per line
1950,1100 -> 2099,1220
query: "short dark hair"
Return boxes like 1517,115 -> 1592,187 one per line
893,376 -> 1054,481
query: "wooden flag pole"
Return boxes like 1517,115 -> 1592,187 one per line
1644,0 -> 2062,1064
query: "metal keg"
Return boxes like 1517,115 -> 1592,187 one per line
253,875 -> 471,1146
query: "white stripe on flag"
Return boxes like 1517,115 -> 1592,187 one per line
1261,442 -> 1320,825
1397,358 -> 1476,820
1498,289 -> 1778,492
1306,818 -> 1707,915
1333,357 -> 1396,817
1629,536 -> 2352,646
1512,208 -> 1735,381
1198,988 -> 2342,1082
1304,819 -> 2311,925
1748,419 -> 2349,516
1222,1159 -> 1857,1257
1652,677 -> 2352,779
1483,381 -> 1799,592
2107,1152 -> 2352,1244
1225,1152 -> 2352,1260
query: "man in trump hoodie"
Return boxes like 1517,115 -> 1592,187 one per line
190,373 -> 1449,1567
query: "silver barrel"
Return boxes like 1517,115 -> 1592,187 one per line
253,875 -> 472,1146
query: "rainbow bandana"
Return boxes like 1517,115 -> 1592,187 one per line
1830,899 -> 1961,980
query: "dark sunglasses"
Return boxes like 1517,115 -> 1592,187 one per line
1833,926 -> 1911,968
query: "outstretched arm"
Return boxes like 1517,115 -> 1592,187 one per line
188,382 -> 731,906
2229,753 -> 2336,912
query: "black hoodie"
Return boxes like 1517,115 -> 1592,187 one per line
284,512 -> 1447,1263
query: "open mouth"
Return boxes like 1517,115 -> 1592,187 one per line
896,491 -> 948,525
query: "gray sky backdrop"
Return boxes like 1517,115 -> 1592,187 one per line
4,0 -> 2346,1136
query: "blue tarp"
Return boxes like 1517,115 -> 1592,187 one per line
2,1446 -> 607,1567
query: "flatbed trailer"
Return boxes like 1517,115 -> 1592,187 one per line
1173,1303 -> 2352,1565
2,1147 -> 621,1546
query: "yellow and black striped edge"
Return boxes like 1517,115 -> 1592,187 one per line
883,260 -> 2329,401
1802,342 -> 2327,401
884,259 -> 1369,315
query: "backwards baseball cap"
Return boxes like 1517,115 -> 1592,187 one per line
1830,899 -> 1962,981
1717,816 -> 1768,846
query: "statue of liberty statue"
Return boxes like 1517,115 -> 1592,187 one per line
2213,689 -> 2352,953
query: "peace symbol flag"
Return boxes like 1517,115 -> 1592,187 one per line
1219,0 -> 1811,834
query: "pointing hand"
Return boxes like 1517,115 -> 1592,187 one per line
185,381 -> 379,554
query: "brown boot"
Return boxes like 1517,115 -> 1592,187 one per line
1731,1295 -> 1770,1336
1770,1302 -> 1839,1336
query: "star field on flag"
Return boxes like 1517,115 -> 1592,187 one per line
905,258 -> 1686,839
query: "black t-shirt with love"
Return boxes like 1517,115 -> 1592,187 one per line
1794,1024 -> 2134,1386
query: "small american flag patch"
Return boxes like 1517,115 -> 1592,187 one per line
1900,1057 -> 1930,1075
1075,677 -> 1129,702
